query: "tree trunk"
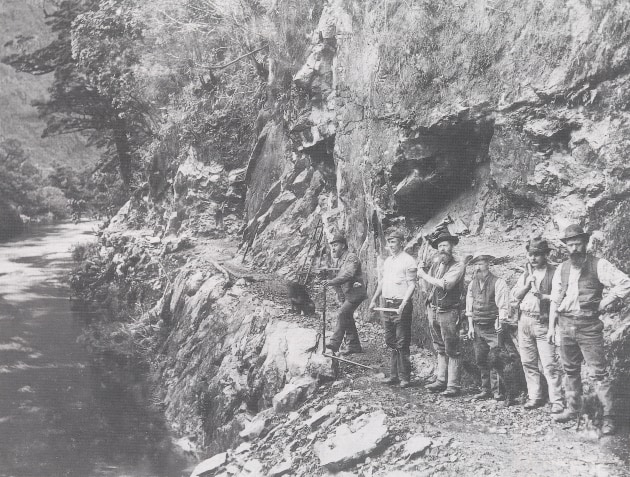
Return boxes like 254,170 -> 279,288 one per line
112,115 -> 132,185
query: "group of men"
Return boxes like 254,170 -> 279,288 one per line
322,224 -> 630,436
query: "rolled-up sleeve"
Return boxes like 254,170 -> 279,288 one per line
441,260 -> 466,291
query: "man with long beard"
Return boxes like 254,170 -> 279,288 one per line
547,224 -> 630,435
417,230 -> 466,397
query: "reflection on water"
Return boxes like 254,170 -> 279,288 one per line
0,223 -> 190,477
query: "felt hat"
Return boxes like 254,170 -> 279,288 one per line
385,228 -> 405,240
329,232 -> 347,245
560,224 -> 591,243
526,237 -> 551,254
469,251 -> 496,264
429,230 -> 459,249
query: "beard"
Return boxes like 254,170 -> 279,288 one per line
438,251 -> 452,263
569,250 -> 586,265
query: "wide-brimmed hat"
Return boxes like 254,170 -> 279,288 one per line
469,251 -> 496,264
560,224 -> 591,243
385,228 -> 405,240
526,237 -> 551,254
429,230 -> 459,249
329,232 -> 347,245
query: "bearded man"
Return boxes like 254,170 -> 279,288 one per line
417,230 -> 466,397
547,224 -> 630,435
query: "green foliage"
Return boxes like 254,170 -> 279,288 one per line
0,139 -> 43,215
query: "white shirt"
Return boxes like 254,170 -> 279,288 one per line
381,251 -> 417,300
513,268 -> 547,314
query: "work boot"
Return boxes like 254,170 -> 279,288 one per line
427,354 -> 448,393
601,417 -> 616,436
441,357 -> 461,397
471,390 -> 492,401
523,399 -> 544,410
340,347 -> 363,356
381,350 -> 399,385
553,409 -> 577,423
398,351 -> 412,384
399,379 -> 411,389
550,403 -> 564,414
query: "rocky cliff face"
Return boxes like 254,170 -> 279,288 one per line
82,0 -> 630,464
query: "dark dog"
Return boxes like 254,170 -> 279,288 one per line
488,346 -> 524,407
286,281 -> 316,315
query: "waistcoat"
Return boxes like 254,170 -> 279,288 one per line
558,255 -> 602,312
471,273 -> 498,321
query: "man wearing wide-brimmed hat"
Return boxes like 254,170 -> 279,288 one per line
323,232 -> 367,356
547,224 -> 630,435
417,229 -> 466,397
511,237 -> 564,414
369,228 -> 417,388
465,251 -> 510,401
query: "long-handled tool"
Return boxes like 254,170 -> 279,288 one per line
321,281 -> 327,354
323,353 -> 373,369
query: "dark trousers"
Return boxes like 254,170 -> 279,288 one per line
558,316 -> 613,416
473,321 -> 500,393
329,299 -> 362,351
383,299 -> 412,381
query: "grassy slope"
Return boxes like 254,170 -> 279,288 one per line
0,0 -> 97,173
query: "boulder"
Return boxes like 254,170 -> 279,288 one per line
305,404 -> 338,429
314,410 -> 390,471
268,459 -> 293,477
239,408 -> 274,440
272,376 -> 318,413
190,452 -> 227,477
238,459 -> 263,477
403,435 -> 432,459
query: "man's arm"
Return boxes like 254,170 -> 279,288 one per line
418,259 -> 465,290
466,281 -> 475,339
397,262 -> 417,314
495,278 -> 510,331
327,253 -> 359,286
547,268 -> 563,344
597,258 -> 630,310
511,272 -> 530,302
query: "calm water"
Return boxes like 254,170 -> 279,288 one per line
0,223 -> 190,477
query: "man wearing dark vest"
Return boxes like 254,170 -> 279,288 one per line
466,252 -> 510,401
511,238 -> 564,413
324,232 -> 367,356
547,224 -> 630,435
417,230 -> 466,397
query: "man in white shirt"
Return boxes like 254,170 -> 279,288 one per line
547,224 -> 630,435
465,252 -> 510,401
511,238 -> 563,413
369,228 -> 417,388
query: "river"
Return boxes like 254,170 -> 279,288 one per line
0,222 -> 190,477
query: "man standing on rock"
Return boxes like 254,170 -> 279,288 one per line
465,252 -> 510,401
369,228 -> 417,388
417,230 -> 466,397
511,238 -> 564,414
323,232 -> 367,356
547,224 -> 630,435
